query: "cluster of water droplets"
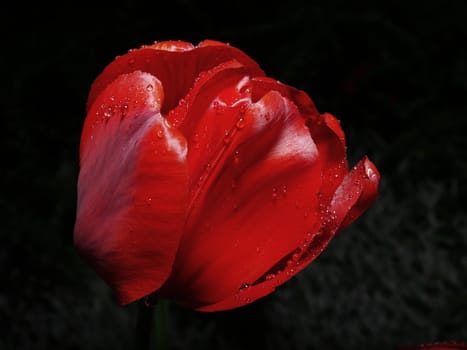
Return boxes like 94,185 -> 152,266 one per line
231,226 -> 328,307
89,94 -> 132,142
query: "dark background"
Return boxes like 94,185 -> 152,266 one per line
2,1 -> 467,349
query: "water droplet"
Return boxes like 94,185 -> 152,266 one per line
266,273 -> 275,281
223,131 -> 232,144
235,117 -> 246,129
239,104 -> 247,114
103,107 -> 113,121
282,185 -> 287,195
110,95 -> 115,102
197,174 -> 205,187
233,150 -> 240,165
146,84 -> 154,91
146,197 -> 152,205
365,165 -> 378,182
239,86 -> 251,94
271,188 -> 278,200
264,113 -> 271,121
239,283 -> 250,291
120,104 -> 129,119
156,129 -> 164,139
193,133 -> 200,149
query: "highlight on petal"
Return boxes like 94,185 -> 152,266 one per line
158,88 -> 323,311
251,79 -> 348,205
74,71 -> 188,305
150,40 -> 195,52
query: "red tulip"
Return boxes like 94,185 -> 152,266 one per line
74,40 -> 380,311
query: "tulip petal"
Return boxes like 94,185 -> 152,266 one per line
159,89 -> 323,310
198,156 -> 379,311
250,76 -> 319,117
338,157 -> 380,229
310,112 -> 349,206
251,77 -> 349,205
87,40 -> 264,115
74,71 -> 188,305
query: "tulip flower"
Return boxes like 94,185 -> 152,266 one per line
74,40 -> 380,312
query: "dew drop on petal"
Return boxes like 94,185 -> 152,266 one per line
239,283 -> 250,292
235,117 -> 246,129
266,273 -> 275,281
223,131 -> 232,145
146,84 -> 154,91
240,86 -> 251,94
366,165 -> 379,182
233,150 -> 240,165
271,188 -> 278,201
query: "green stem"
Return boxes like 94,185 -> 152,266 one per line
155,299 -> 169,350
134,298 -> 169,350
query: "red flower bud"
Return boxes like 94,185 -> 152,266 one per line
74,40 -> 380,311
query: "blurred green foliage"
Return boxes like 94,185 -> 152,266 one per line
2,1 -> 467,349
